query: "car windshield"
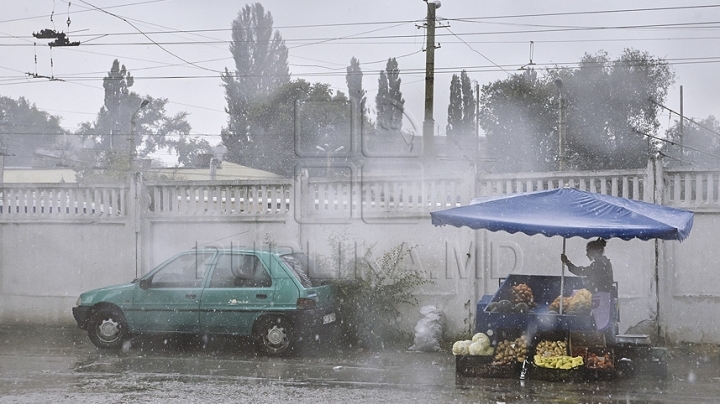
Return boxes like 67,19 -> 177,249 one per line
280,253 -> 313,288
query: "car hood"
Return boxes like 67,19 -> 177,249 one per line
78,282 -> 137,305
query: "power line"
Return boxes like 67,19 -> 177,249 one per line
632,127 -> 720,161
440,23 -> 509,76
6,19 -> 720,46
447,4 -> 720,22
649,98 -> 720,139
76,0 -> 223,74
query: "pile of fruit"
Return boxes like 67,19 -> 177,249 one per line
483,282 -> 541,315
510,283 -> 537,308
451,332 -> 494,356
533,355 -> 584,369
535,339 -> 568,357
549,288 -> 592,314
492,336 -> 528,365
586,352 -> 614,370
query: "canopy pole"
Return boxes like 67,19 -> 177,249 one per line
559,237 -> 566,315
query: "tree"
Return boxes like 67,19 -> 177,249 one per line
480,49 -> 674,172
447,70 -> 476,136
460,71 -> 476,136
346,57 -> 366,114
221,3 -> 290,164
387,58 -> 405,132
664,116 -> 720,168
376,58 -> 404,135
446,74 -> 462,135
240,79 -> 351,176
0,96 -> 66,167
480,74 -> 558,172
561,49 -> 674,170
76,59 -> 211,176
375,70 -> 390,134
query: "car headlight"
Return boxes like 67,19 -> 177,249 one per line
76,296 -> 82,306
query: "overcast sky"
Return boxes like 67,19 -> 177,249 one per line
3,0 -> 720,154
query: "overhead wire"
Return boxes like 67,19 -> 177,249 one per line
76,0 -> 222,74
3,2 -> 720,149
632,127 -> 720,161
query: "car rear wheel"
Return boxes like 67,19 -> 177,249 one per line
254,316 -> 294,356
87,307 -> 129,350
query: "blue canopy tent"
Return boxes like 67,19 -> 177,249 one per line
430,187 -> 694,314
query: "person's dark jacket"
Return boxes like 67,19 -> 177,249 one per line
566,256 -> 614,293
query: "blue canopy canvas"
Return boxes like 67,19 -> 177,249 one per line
430,187 -> 694,242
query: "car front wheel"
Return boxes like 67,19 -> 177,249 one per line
254,316 -> 294,356
87,307 -> 129,350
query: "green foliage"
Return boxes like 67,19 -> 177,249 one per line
460,71 -> 476,135
0,96 -> 66,166
664,115 -> 720,168
332,243 -> 431,350
233,79 -> 351,176
480,73 -> 557,172
221,2 -> 290,165
447,70 -> 476,137
375,58 -> 404,136
77,59 -> 212,171
73,150 -> 132,184
480,48 -> 674,172
447,74 -> 462,135
346,56 -> 366,111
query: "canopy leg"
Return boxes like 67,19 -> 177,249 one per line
559,237 -> 566,315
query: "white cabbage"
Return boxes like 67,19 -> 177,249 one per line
451,340 -> 472,356
472,333 -> 491,349
468,341 -> 485,356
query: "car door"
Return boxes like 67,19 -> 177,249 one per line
199,252 -> 275,336
131,251 -> 216,333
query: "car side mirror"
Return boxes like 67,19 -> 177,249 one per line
139,278 -> 151,290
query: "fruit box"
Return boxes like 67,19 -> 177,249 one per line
455,356 -> 521,379
569,331 -> 606,357
531,330 -> 570,357
583,347 -> 616,381
529,363 -> 583,383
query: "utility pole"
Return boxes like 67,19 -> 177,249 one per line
555,78 -> 566,171
423,0 -> 441,157
475,81 -> 480,163
679,85 -> 684,156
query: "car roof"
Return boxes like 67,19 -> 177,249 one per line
190,247 -> 297,256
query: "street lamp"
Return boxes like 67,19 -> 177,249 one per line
129,99 -> 149,169
316,144 -> 344,177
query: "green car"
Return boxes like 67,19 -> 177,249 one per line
73,248 -> 339,356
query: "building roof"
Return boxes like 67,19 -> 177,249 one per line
1,162 -> 281,183
149,162 -> 282,181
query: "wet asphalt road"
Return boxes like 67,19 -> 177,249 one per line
1,325 -> 719,403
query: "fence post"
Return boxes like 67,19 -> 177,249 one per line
654,157 -> 665,206
128,172 -> 146,279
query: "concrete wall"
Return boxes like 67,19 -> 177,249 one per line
0,165 -> 718,344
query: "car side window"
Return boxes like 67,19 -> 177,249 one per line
210,253 -> 271,288
151,252 -> 214,288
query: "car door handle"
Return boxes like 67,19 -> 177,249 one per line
256,294 -> 267,299
185,294 -> 196,299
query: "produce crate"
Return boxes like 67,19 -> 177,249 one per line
583,347 -> 616,381
614,346 -> 668,379
455,355 -> 521,379
570,331 -> 606,357
531,330 -> 570,357
529,363 -> 583,382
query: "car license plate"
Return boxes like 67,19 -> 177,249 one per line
323,313 -> 336,324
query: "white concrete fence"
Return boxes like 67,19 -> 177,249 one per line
0,160 -> 718,344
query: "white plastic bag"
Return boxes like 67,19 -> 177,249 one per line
408,305 -> 444,352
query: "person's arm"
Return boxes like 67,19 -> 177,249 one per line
561,254 -> 583,275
